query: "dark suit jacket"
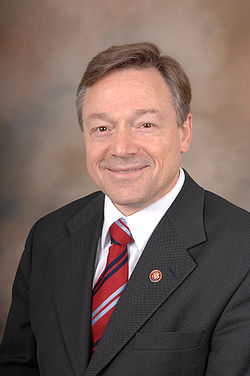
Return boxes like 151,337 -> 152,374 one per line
0,172 -> 250,375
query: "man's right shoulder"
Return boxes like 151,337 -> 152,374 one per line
39,191 -> 103,223
27,191 -> 104,247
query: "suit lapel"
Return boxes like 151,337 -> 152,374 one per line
52,193 -> 104,375
84,172 -> 207,376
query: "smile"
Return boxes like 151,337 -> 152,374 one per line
108,166 -> 147,173
105,166 -> 148,178
111,168 -> 143,173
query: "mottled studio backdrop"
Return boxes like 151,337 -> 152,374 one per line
0,0 -> 249,339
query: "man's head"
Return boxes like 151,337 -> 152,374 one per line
77,42 -> 192,215
76,42 -> 191,130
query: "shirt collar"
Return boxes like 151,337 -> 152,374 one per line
101,168 -> 185,250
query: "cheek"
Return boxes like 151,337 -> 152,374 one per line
150,138 -> 180,169
144,138 -> 171,161
85,147 -> 96,170
85,145 -> 105,178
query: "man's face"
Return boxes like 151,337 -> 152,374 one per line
82,67 -> 192,216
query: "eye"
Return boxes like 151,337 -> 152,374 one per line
141,123 -> 153,128
90,126 -> 109,134
96,126 -> 108,132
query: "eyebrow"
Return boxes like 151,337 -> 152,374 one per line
86,112 -> 114,123
86,108 -> 164,124
131,108 -> 165,122
133,109 -> 162,117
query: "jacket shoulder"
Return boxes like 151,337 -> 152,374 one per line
38,191 -> 103,223
204,189 -> 249,219
29,191 -> 104,247
204,189 -> 250,242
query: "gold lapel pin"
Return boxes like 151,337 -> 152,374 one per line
149,269 -> 162,283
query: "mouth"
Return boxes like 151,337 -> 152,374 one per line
106,165 -> 148,178
109,167 -> 146,173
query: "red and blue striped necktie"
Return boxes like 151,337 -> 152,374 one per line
91,218 -> 133,353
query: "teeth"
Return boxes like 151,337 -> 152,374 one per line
117,169 -> 138,173
116,168 -> 138,174
108,167 -> 145,174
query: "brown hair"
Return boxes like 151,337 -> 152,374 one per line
76,42 -> 191,130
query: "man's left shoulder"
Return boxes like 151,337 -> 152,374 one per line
204,189 -> 250,242
204,189 -> 249,219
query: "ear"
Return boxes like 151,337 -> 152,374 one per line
180,113 -> 192,153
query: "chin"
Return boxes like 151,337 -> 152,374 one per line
109,194 -> 147,212
111,196 -> 141,206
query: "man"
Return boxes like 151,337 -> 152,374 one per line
0,42 -> 249,375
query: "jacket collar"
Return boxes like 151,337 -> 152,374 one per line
167,170 -> 206,249
52,193 -> 104,374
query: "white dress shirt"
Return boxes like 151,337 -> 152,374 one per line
92,168 -> 185,287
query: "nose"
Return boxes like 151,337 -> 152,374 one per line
109,126 -> 138,157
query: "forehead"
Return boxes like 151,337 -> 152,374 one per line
82,67 -> 173,118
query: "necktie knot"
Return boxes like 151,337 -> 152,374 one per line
109,218 -> 133,246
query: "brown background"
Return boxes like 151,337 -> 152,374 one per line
0,0 -> 249,340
